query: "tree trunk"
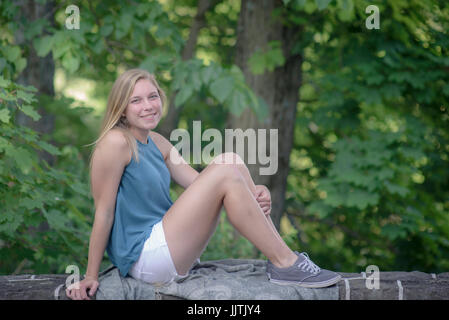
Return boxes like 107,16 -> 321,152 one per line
227,0 -> 303,230
14,0 -> 56,165
157,0 -> 222,139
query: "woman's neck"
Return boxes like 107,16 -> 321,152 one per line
129,127 -> 150,144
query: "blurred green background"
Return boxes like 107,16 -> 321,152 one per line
1,0 -> 449,276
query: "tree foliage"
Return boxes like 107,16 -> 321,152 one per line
0,75 -> 93,273
284,0 -> 449,272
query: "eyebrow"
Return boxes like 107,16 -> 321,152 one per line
130,91 -> 158,99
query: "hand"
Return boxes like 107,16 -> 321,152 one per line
255,185 -> 271,216
66,275 -> 99,300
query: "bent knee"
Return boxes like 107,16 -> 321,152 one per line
211,152 -> 245,166
207,154 -> 245,184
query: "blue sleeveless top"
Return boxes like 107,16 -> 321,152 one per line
106,135 -> 173,277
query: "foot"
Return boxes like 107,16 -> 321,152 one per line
266,252 -> 341,288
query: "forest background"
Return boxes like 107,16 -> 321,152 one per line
1,0 -> 449,276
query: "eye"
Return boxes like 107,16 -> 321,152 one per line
131,98 -> 141,103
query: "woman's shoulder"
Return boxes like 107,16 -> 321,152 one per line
94,129 -> 132,164
100,128 -> 129,148
149,130 -> 171,160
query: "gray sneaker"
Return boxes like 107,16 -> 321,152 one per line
266,252 -> 341,288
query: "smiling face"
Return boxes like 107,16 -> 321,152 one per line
123,78 -> 162,141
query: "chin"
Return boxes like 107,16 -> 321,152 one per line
147,120 -> 160,130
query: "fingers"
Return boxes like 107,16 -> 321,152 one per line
66,288 -> 83,300
254,186 -> 271,215
75,288 -> 82,300
256,189 -> 270,200
257,200 -> 271,215
256,196 -> 271,214
89,281 -> 99,297
258,200 -> 271,209
254,189 -> 263,199
262,205 -> 271,215
80,287 -> 89,300
65,288 -> 71,299
66,280 -> 98,300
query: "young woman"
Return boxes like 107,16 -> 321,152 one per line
66,69 -> 341,300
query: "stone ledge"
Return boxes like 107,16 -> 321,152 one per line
1,267 -> 448,300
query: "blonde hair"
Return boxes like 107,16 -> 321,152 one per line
90,69 -> 166,166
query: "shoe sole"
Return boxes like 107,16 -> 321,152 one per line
268,274 -> 342,288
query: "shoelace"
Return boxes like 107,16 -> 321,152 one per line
297,252 -> 321,274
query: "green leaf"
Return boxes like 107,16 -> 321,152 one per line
0,108 -> 11,123
384,181 -> 409,197
100,24 -> 114,37
252,94 -> 270,121
36,140 -> 61,156
345,189 -> 379,209
174,85 -> 193,107
315,0 -> 332,10
52,41 -> 71,60
14,58 -> 27,73
16,90 -> 35,103
0,210 -> 23,236
377,167 -> 395,181
69,181 -> 90,197
323,190 -> 345,207
4,146 -> 34,174
248,50 -> 266,75
248,42 -> 285,75
399,147 -> 425,161
139,55 -> 157,73
293,0 -> 307,9
307,201 -> 333,218
62,52 -> 80,73
190,71 -> 202,91
19,197 -> 44,211
0,75 -> 11,87
264,42 -> 285,71
3,46 -> 21,61
20,105 -> 41,121
337,0 -> 354,21
226,88 -> 247,116
229,65 -> 246,83
0,136 -> 9,150
210,75 -> 234,103
365,73 -> 384,85
43,209 -> 70,232
33,36 -> 54,57
381,224 -> 407,241
200,65 -> 217,84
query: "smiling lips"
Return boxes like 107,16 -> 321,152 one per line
141,112 -> 157,119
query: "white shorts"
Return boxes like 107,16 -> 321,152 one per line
129,220 -> 186,285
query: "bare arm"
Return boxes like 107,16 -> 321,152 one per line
150,131 -> 199,189
67,130 -> 131,299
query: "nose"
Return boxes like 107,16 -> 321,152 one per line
142,97 -> 155,109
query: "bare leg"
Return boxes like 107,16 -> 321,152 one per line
163,153 -> 297,275
228,154 -> 286,245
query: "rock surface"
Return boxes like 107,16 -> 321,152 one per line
1,260 -> 448,300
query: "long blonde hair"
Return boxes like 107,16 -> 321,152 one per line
90,69 -> 166,166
